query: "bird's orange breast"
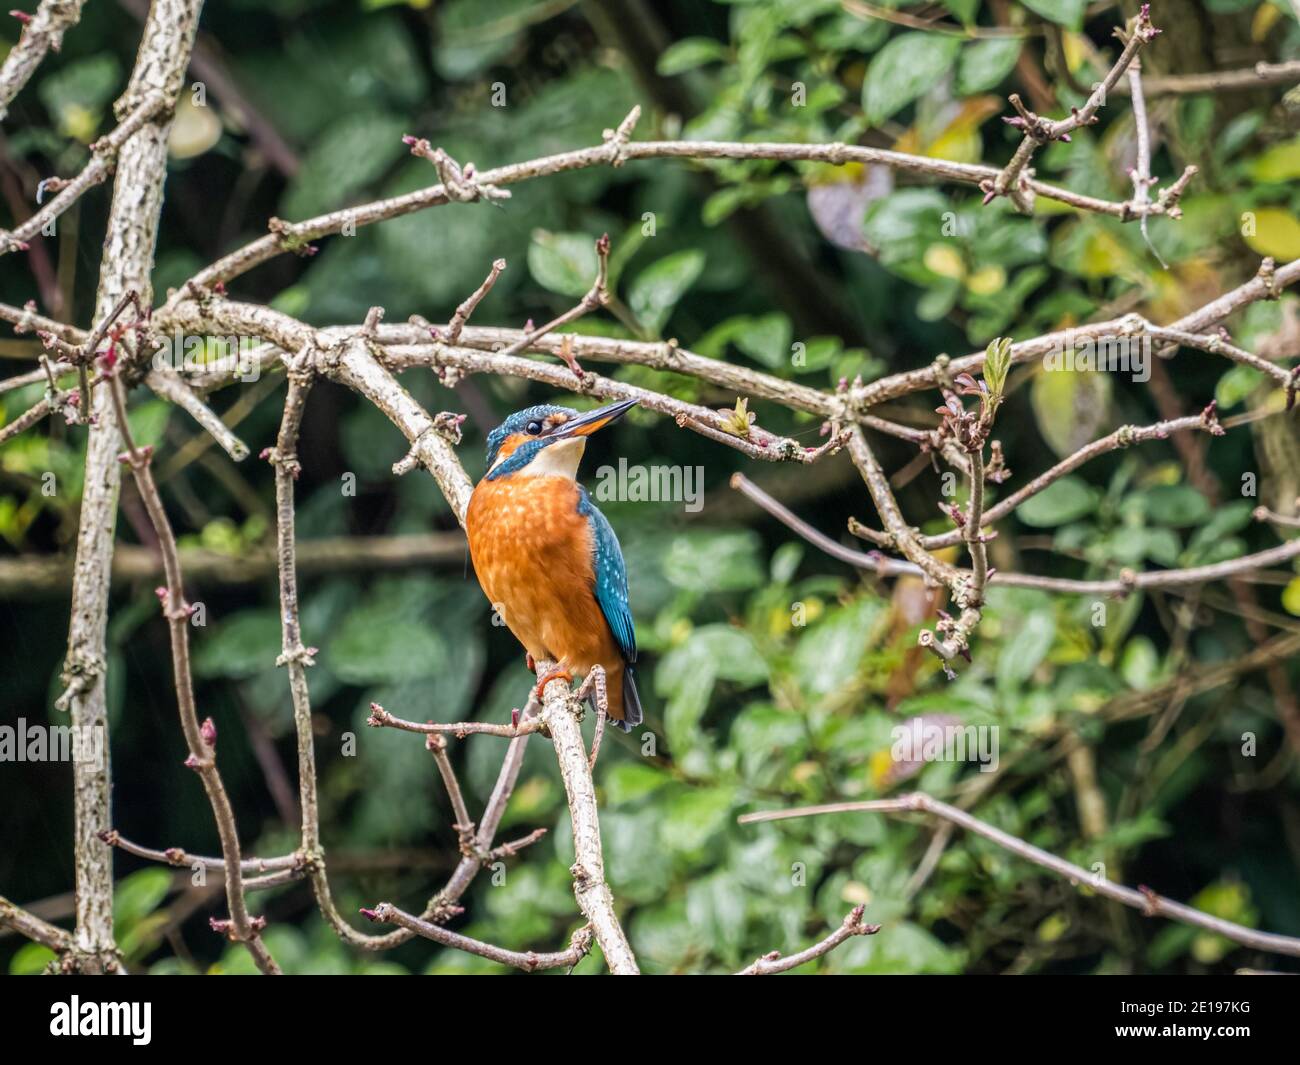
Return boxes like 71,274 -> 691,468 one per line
467,476 -> 624,710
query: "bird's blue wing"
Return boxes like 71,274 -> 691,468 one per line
577,487 -> 636,664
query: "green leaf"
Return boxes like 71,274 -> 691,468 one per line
1016,476 -> 1096,527
629,250 -> 706,335
983,335 -> 1012,399
328,608 -> 447,685
38,55 -> 121,140
1215,364 -> 1266,409
10,942 -> 57,975
282,112 -> 407,219
527,230 -> 598,298
734,312 -> 792,369
657,37 -> 729,76
1190,501 -> 1254,548
692,625 -> 770,686
940,0 -> 980,23
193,610 -> 282,679
662,529 -> 765,592
1120,636 -> 1160,689
771,542 -> 804,584
1283,577 -> 1300,617
955,38 -> 1022,95
113,868 -> 172,929
701,186 -> 750,227
1030,364 -> 1111,459
604,761 -> 673,804
1018,0 -> 1086,30
126,399 -> 171,451
659,786 -> 736,859
793,599 -> 885,697
686,872 -> 746,960
997,609 -> 1056,690
862,33 -> 961,125
1143,485 -> 1210,526
1246,136 -> 1300,183
656,625 -> 767,749
731,703 -> 807,762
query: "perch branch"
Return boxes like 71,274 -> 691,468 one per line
535,661 -> 640,974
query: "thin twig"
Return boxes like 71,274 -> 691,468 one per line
107,357 -> 280,975
0,893 -> 74,955
736,905 -> 880,975
364,903 -> 593,973
97,830 -> 299,873
0,93 -> 169,256
367,702 -> 544,739
0,0 -> 89,122
985,6 -> 1160,208
740,792 -> 1300,958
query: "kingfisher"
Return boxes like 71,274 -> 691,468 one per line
466,398 -> 642,731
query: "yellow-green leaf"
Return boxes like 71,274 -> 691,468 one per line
1283,576 -> 1300,617
1243,207 -> 1300,260
1246,137 -> 1300,183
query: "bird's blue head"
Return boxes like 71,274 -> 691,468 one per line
484,398 -> 636,481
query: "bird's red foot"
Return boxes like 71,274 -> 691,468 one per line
532,666 -> 573,702
525,653 -> 536,674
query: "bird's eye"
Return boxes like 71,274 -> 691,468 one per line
525,421 -> 542,436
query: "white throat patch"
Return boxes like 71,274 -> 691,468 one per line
491,436 -> 586,480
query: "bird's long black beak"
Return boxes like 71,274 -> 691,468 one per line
553,398 -> 637,439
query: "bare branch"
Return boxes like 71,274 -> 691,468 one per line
364,903 -> 593,973
985,5 -> 1160,208
57,0 -> 204,974
106,357 -> 281,975
737,906 -> 880,975
0,893 -> 74,955
740,792 -> 1300,959
97,830 -> 299,873
167,77 -> 1212,301
914,411 -> 1222,552
368,702 -> 544,739
426,731 -> 478,852
494,234 -> 611,363
0,0 -> 88,122
1254,505 -> 1300,529
0,532 -> 466,598
145,363 -> 250,461
740,451 -> 1300,596
0,92 -> 169,256
534,663 -> 640,974
441,258 -> 506,344
1111,59 -> 1300,97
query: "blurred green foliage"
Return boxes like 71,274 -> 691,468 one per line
2,0 -> 1300,975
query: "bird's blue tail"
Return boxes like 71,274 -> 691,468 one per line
616,666 -> 643,733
